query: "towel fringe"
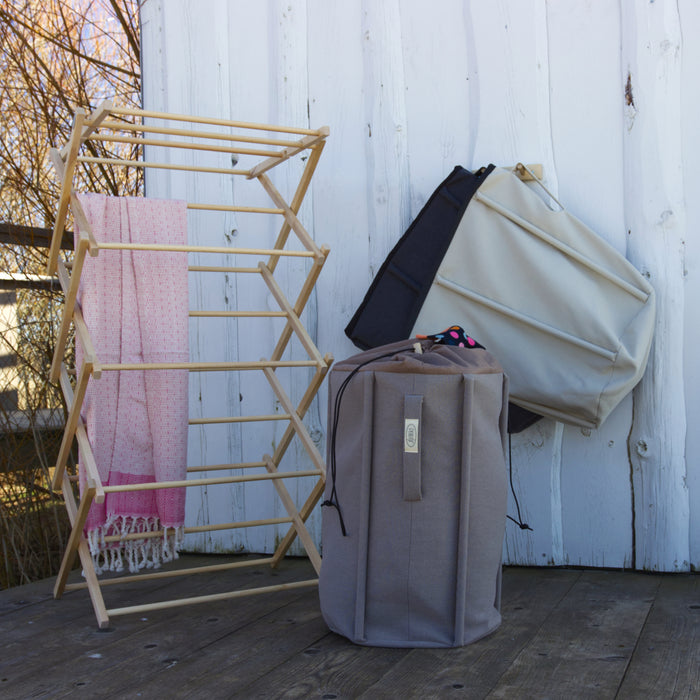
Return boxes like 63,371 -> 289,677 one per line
86,516 -> 185,575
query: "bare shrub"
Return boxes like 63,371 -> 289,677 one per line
0,0 -> 141,588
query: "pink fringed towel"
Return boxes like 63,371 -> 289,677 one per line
75,194 -> 189,573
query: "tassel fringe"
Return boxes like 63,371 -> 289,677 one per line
86,515 -> 185,574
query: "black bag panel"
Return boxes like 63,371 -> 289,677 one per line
344,165 -> 495,351
343,163 -> 542,433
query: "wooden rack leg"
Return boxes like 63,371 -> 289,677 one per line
52,361 -> 93,491
54,474 -> 94,595
262,140 -> 326,274
263,456 -> 322,575
270,247 -> 330,362
271,478 -> 326,568
54,472 -> 109,628
262,367 -> 326,476
266,361 -> 331,471
46,110 -> 85,275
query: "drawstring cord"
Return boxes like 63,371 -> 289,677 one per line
324,344 -> 533,535
323,349 -> 408,537
506,433 -> 532,531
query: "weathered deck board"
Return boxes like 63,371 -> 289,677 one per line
485,570 -> 662,699
0,556 -> 698,699
616,574 -> 700,699
352,567 -> 582,699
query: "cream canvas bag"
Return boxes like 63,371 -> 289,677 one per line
410,166 -> 655,428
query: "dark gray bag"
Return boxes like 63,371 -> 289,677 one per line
319,338 -> 508,647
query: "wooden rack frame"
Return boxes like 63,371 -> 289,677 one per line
47,99 -> 333,628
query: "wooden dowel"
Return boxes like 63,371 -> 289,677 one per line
186,461 -> 267,473
108,105 -> 325,137
102,516 -> 294,543
512,163 -> 544,181
64,556 -> 277,590
186,202 -> 284,214
189,310 -> 286,318
93,242 -> 312,257
98,359 -> 319,372
188,265 -> 260,273
77,155 -> 248,177
107,579 -> 318,615
101,469 -> 323,493
106,579 -> 319,617
188,414 -> 290,425
95,120 -> 303,149
88,133 -> 280,159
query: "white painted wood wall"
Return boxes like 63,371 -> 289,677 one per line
138,0 -> 699,572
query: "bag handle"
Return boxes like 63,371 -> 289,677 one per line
403,394 -> 423,501
515,162 -> 564,212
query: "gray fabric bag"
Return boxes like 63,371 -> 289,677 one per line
319,338 -> 508,647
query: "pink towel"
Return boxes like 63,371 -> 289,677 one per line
75,194 -> 189,573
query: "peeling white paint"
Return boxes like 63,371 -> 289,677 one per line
139,0 -> 700,571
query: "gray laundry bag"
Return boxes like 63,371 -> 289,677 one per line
319,338 -> 508,647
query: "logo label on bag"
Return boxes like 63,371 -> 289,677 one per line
404,419 -> 419,453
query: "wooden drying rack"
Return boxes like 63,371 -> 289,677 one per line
47,99 -> 333,628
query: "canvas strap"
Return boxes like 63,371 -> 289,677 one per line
403,394 -> 423,501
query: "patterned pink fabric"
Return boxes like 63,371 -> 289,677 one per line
75,194 -> 189,572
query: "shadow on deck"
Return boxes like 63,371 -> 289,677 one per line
1,554 -> 698,698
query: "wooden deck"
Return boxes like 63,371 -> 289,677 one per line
1,555 -> 698,699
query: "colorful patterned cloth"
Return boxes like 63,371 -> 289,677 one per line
416,325 -> 484,349
75,194 -> 189,573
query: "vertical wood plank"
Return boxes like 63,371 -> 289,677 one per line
141,0 -> 248,552
463,0 -> 562,567
306,0 -> 370,369
621,0 -> 690,572
225,2 -> 281,553
264,0 -> 325,555
678,0 -> 700,572
359,0 -> 412,283
397,0 -> 473,217
546,0 -> 633,569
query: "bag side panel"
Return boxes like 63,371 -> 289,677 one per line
319,371 -> 375,641
363,372 -> 461,646
412,168 -> 655,427
460,371 -> 508,644
345,166 -> 493,350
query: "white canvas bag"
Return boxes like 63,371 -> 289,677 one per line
411,166 -> 655,429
